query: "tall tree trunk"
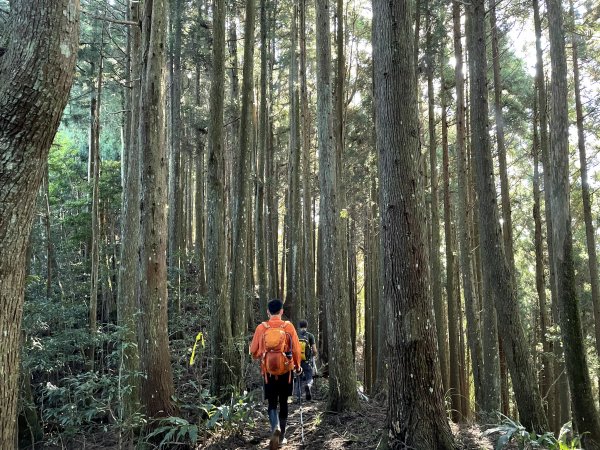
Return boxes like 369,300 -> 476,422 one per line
364,211 -> 374,393
533,0 -> 562,429
286,2 -> 301,322
117,2 -> 141,433
453,0 -> 484,415
89,22 -> 105,367
255,0 -> 269,306
194,62 -> 207,295
489,0 -> 513,417
442,72 -> 462,422
0,1 -> 79,445
532,97 -> 555,427
464,7 -> 501,418
570,0 -> 600,413
266,6 -> 279,300
373,0 -> 455,447
546,0 -> 600,442
138,0 -> 176,419
315,0 -> 357,411
426,4 -> 448,395
467,0 -> 548,431
207,0 -> 236,397
300,0 -> 316,331
229,0 -> 255,365
168,0 -> 183,311
348,221 -> 357,360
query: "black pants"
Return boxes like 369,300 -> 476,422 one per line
264,373 -> 293,432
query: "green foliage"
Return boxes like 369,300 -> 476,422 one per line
146,416 -> 199,448
143,390 -> 260,448
483,415 -> 583,450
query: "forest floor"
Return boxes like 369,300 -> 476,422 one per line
200,379 -> 497,450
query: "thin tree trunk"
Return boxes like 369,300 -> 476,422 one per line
427,4 -> 448,395
117,2 -> 141,435
255,0 -> 269,306
316,0 -> 357,411
207,0 -> 236,398
489,0 -> 513,418
453,0 -> 484,415
442,76 -> 462,422
532,97 -> 555,427
300,0 -> 316,331
546,0 -> 600,442
194,64 -> 207,295
570,0 -> 600,413
533,0 -> 564,429
467,0 -> 548,431
229,0 -> 255,362
286,3 -> 301,322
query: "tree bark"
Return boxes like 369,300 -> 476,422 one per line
207,0 -> 236,397
286,2 -> 301,322
0,1 -> 79,445
453,0 -> 484,416
533,0 -> 563,429
426,3 -> 449,396
315,0 -> 357,411
570,0 -> 600,414
373,0 -> 455,447
138,0 -> 176,419
442,71 -> 462,422
546,0 -> 600,443
467,0 -> 548,431
255,0 -> 269,306
532,97 -> 554,428
300,0 -> 316,331
228,0 -> 255,386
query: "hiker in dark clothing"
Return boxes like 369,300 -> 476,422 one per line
295,319 -> 318,401
250,299 -> 302,449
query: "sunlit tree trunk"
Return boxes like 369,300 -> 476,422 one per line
286,2 -> 301,322
315,0 -> 357,411
532,97 -> 554,427
468,0 -> 548,431
546,0 -> 600,442
570,0 -> 600,413
373,0 -> 455,447
532,0 -> 564,428
426,2 -> 448,395
453,0 -> 484,415
300,0 -> 316,330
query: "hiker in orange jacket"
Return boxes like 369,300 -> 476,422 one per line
250,299 -> 302,449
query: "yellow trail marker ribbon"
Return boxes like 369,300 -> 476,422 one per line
189,331 -> 205,366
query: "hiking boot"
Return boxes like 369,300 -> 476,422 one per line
269,427 -> 281,450
305,385 -> 312,401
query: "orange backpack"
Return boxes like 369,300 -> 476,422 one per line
261,321 -> 294,382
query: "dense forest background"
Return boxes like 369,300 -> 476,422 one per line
2,0 -> 600,448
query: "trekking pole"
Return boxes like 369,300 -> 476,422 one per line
296,371 -> 305,443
